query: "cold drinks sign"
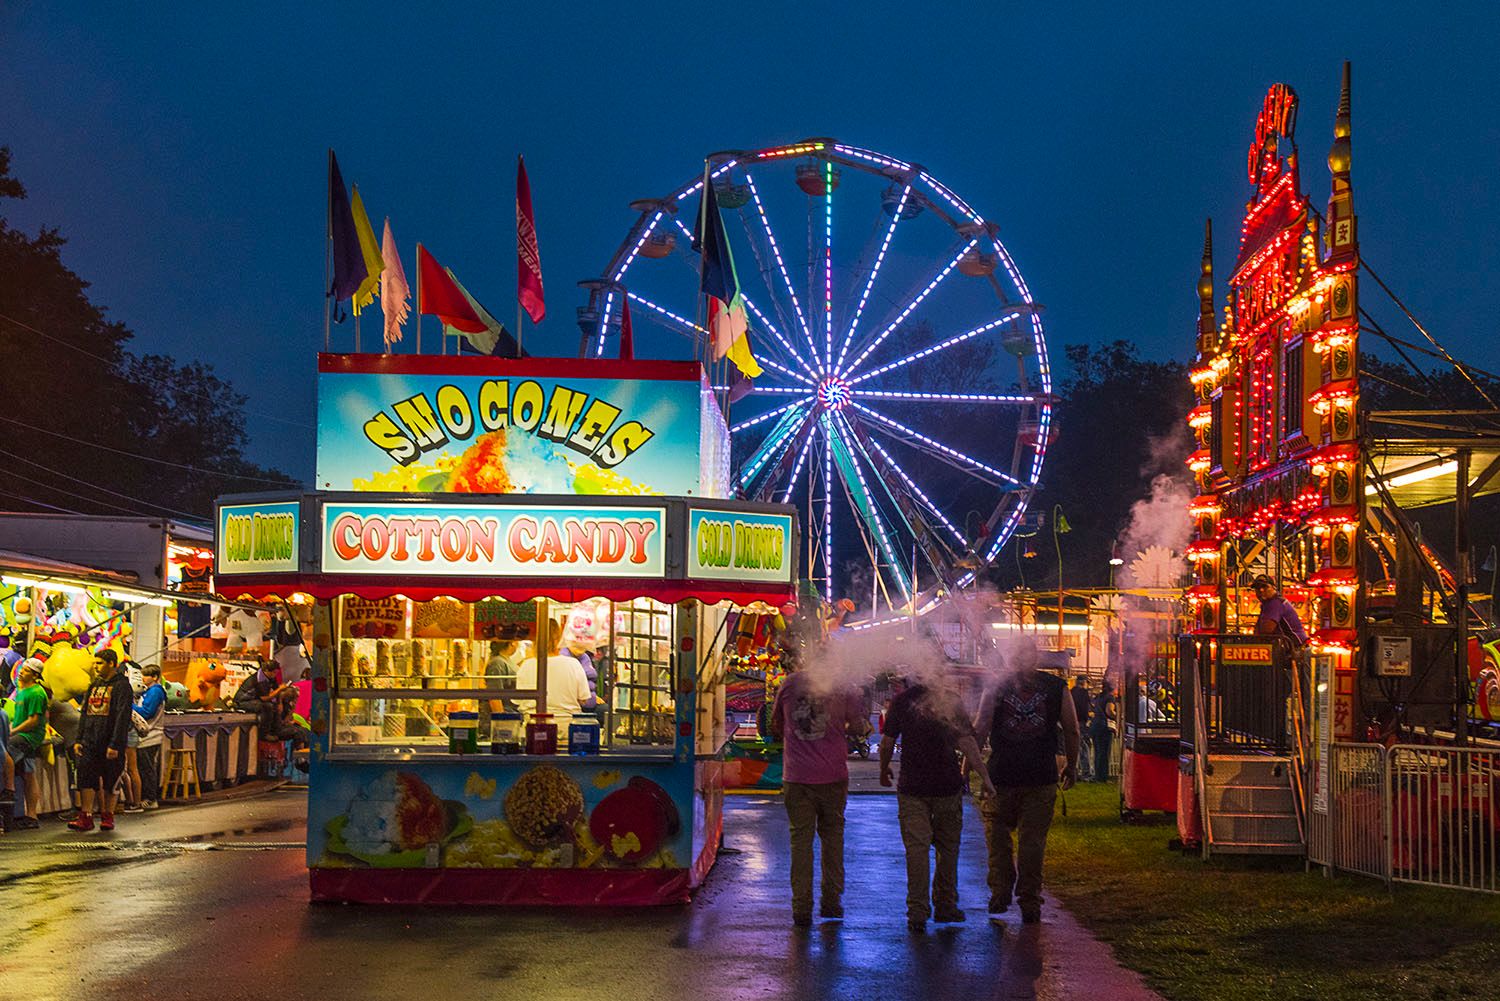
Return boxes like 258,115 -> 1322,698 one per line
217,501 -> 300,574
321,502 -> 667,578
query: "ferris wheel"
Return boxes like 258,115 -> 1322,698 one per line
579,139 -> 1053,606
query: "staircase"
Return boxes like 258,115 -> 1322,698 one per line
1202,754 -> 1303,856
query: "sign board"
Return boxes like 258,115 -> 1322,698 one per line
1374,635 -> 1413,677
1220,639 -> 1276,667
320,501 -> 667,579
216,501 -> 300,575
686,508 -> 794,584
315,356 -> 729,499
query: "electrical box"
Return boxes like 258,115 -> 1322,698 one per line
1374,636 -> 1413,677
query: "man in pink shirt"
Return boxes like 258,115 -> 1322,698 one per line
770,650 -> 868,927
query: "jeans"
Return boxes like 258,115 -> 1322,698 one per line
896,793 -> 964,920
783,780 -> 847,917
138,744 -> 162,802
981,784 -> 1058,910
1091,729 -> 1113,782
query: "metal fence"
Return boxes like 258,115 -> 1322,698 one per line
1317,742 -> 1500,895
1388,744 -> 1500,894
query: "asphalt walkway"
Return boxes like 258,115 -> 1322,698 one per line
0,784 -> 1161,1001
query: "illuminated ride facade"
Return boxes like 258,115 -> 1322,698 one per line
1179,64 -> 1500,862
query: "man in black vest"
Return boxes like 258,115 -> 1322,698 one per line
974,641 -> 1079,923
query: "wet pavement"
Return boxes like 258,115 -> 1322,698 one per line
0,785 -> 1160,1001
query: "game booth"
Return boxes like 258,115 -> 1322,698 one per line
214,355 -> 798,904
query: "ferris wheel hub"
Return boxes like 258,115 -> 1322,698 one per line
816,377 -> 852,411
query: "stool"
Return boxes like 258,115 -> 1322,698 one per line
257,740 -> 286,779
164,746 -> 202,801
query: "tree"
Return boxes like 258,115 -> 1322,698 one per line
0,146 -> 295,520
989,340 -> 1193,590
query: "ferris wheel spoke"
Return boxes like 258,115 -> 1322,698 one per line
857,432 -> 967,548
822,161 -> 834,373
729,396 -> 814,433
741,171 -> 820,370
742,294 -> 820,380
846,309 -> 1029,386
833,183 -> 909,375
851,389 -> 1038,404
826,417 -> 912,600
840,238 -> 980,377
852,402 -> 1022,488
625,291 -> 708,342
778,428 -> 818,504
738,404 -> 814,491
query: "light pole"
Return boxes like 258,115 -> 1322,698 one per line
1109,555 -> 1124,589
1052,504 -> 1071,645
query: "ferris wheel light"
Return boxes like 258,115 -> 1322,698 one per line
742,173 -> 818,367
824,161 -> 835,371
731,397 -> 813,433
742,295 -> 820,380
781,432 -> 817,503
830,416 -> 911,599
841,238 -> 979,377
836,183 -> 910,374
863,435 -> 966,546
853,403 -> 1021,487
849,311 -> 1026,385
852,389 -> 1037,403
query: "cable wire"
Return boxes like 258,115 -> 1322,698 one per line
0,446 -> 209,522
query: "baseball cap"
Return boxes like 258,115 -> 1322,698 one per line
17,657 -> 44,678
1252,574 -> 1275,589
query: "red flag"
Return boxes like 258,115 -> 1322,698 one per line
417,245 -> 486,334
619,295 -> 634,360
516,155 -> 545,324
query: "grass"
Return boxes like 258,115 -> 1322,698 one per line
1042,782 -> 1500,1001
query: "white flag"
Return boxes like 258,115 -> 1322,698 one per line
380,218 -> 410,349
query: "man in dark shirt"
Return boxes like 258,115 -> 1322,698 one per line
232,661 -> 310,747
880,674 -> 995,933
68,649 -> 135,832
974,642 -> 1079,923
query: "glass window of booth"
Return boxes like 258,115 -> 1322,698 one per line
327,595 -> 685,757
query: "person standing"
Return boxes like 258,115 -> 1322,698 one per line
770,647 -> 865,927
133,665 -> 167,810
1252,574 -> 1309,649
515,619 -> 596,718
5,658 -> 48,828
975,642 -> 1079,923
879,673 -> 996,932
1088,681 -> 1115,782
69,649 -> 134,832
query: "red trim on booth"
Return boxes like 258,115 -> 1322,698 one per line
318,353 -> 704,382
215,574 -> 792,606
309,866 -> 692,906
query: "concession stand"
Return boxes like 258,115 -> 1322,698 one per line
214,354 -> 797,905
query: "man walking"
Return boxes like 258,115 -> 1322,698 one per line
879,671 -> 995,933
975,641 -> 1079,923
69,649 -> 134,832
770,647 -> 866,927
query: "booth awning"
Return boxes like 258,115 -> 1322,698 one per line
213,573 -> 793,608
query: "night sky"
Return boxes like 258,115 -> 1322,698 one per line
4,4 -> 1498,481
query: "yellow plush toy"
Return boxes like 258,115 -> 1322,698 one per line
41,644 -> 96,702
186,658 -> 228,707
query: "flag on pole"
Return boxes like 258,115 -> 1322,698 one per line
417,245 -> 518,356
693,179 -> 761,378
516,155 -> 545,324
619,294 -> 634,361
349,185 -> 385,315
327,151 -> 367,309
379,218 -> 410,349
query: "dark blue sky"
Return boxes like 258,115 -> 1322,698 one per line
4,4 -> 1498,480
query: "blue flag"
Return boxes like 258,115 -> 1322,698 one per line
327,150 -> 367,307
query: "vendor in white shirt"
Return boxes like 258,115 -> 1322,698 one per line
515,618 -> 597,718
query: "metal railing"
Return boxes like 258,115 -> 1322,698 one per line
1178,634 -> 1298,754
1317,742 -> 1500,894
1388,744 -> 1500,894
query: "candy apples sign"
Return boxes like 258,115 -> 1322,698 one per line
321,502 -> 666,578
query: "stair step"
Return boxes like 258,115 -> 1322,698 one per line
1209,841 -> 1305,856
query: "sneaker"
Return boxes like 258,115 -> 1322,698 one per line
67,813 -> 95,833
99,812 -> 115,831
1021,907 -> 1041,924
907,919 -> 927,933
123,803 -> 144,814
792,913 -> 813,928
934,909 -> 967,923
142,800 -> 160,811
988,896 -> 1011,913
14,816 -> 40,830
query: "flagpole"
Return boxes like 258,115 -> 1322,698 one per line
355,311 -> 361,353
414,242 -> 422,355
517,308 -> 523,357
324,149 -> 332,353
